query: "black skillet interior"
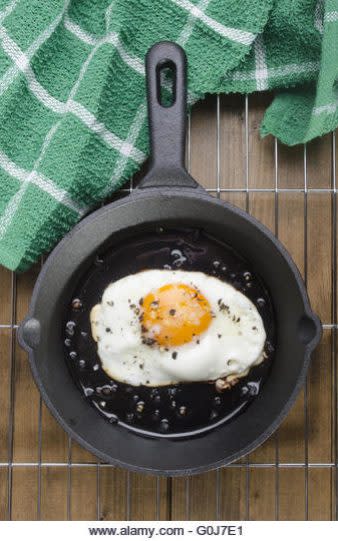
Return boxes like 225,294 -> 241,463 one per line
63,226 -> 276,438
19,42 -> 322,475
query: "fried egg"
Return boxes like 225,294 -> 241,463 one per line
90,270 -> 266,387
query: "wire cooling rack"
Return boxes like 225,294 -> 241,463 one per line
0,92 -> 336,520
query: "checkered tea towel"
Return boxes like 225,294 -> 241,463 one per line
0,0 -> 337,272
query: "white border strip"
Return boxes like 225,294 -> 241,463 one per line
325,11 -> 338,22
314,0 -> 324,33
177,0 -> 211,46
0,34 -> 107,237
313,102 -> 337,115
0,150 -> 84,214
64,14 -> 97,45
225,61 -> 320,82
105,102 -> 147,193
170,0 -> 255,45
64,15 -> 145,75
0,0 -> 71,96
0,124 -> 61,239
254,35 -> 268,91
0,0 -> 18,25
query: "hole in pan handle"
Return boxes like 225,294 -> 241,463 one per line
138,41 -> 200,190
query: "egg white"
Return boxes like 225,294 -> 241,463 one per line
90,270 -> 267,387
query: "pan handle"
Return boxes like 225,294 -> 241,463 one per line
138,41 -> 199,190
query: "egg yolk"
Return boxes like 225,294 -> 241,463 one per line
141,283 -> 212,347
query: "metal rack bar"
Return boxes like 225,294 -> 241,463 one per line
156,477 -> 161,520
67,437 -> 72,520
126,471 -> 131,520
303,144 -> 309,520
1,322 -> 336,329
185,109 -> 192,521
331,130 -> 337,520
244,94 -> 250,521
216,94 -> 221,198
115,188 -> 338,194
37,396 -> 42,520
0,462 -> 336,468
215,94 -> 221,520
274,136 -> 280,521
186,105 -> 191,210
37,256 -> 44,521
123,164 -> 134,522
95,196 -> 107,522
185,476 -> 190,520
7,271 -> 16,520
96,463 -> 101,520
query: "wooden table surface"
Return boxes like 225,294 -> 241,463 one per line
0,93 -> 336,521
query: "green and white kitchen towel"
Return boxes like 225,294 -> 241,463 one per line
0,0 -> 337,272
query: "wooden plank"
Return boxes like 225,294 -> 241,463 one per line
71,440 -> 98,463
11,467 -> 38,520
278,468 -> 306,520
70,466 -> 97,520
171,477 -> 189,520
0,267 -> 12,324
308,468 -> 333,520
278,393 -> 305,464
220,192 -> 246,209
278,192 -> 305,275
5,269 -> 40,520
98,467 -> 128,520
0,329 -> 11,462
190,96 -> 217,190
248,468 -> 276,520
307,193 -> 332,323
156,477 -> 170,521
220,94 -> 245,189
15,264 -> 39,325
40,467 -> 68,520
277,193 -> 305,463
0,467 -> 8,519
308,330 -> 332,463
185,472 -> 218,520
307,134 -> 332,189
129,473 -> 168,520
13,265 -> 40,462
41,405 -> 68,463
219,467 -> 247,520
175,470 -> 245,520
277,142 -> 304,190
249,192 -> 275,233
248,93 -> 275,190
12,341 -> 40,462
